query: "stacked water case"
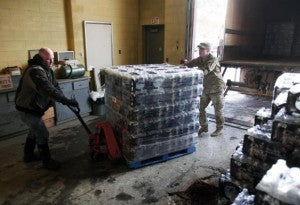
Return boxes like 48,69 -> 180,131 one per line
220,73 -> 300,203
104,64 -> 203,164
255,160 -> 300,205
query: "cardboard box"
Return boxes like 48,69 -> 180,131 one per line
42,107 -> 55,120
255,190 -> 289,205
230,145 -> 272,189
2,66 -> 21,76
42,107 -> 55,128
242,132 -> 282,164
0,74 -> 13,90
43,117 -> 55,128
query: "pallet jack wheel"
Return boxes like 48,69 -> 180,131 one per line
68,106 -> 122,162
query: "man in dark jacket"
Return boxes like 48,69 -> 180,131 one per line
16,47 -> 79,170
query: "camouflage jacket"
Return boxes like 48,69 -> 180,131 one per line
186,54 -> 225,94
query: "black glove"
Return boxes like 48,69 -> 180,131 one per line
63,98 -> 79,108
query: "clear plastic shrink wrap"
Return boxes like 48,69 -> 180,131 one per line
104,64 -> 203,162
255,159 -> 300,205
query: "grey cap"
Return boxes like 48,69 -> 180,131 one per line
197,42 -> 211,50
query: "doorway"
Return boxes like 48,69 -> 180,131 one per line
84,21 -> 113,90
192,0 -> 228,59
84,21 -> 113,70
143,25 -> 164,64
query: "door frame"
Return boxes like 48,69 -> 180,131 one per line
142,24 -> 165,64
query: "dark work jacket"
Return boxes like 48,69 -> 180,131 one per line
15,54 -> 66,116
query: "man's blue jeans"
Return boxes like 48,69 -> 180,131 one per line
19,112 -> 49,144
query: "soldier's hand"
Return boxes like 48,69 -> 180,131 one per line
180,59 -> 188,65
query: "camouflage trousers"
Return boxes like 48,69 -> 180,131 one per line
199,92 -> 224,130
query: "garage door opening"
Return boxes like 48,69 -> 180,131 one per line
192,0 -> 239,83
191,0 -> 272,127
192,0 -> 228,59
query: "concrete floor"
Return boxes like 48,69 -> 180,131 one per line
207,91 -> 272,127
0,118 -> 245,205
0,91 -> 269,205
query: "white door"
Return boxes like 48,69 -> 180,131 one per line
84,21 -> 113,90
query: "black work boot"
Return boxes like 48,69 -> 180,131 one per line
24,138 -> 40,163
37,144 -> 61,171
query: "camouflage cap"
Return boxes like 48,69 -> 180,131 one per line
197,42 -> 211,50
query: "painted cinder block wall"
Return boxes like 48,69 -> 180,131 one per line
0,0 -> 68,70
138,0 -> 165,63
164,0 -> 187,64
138,0 -> 187,65
0,0 -> 187,71
66,0 -> 139,66
0,0 -> 140,71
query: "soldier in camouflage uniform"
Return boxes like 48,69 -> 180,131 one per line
185,42 -> 225,136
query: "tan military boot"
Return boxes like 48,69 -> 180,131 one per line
211,128 -> 223,137
198,127 -> 208,135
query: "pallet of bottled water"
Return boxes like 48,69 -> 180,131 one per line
104,64 -> 203,165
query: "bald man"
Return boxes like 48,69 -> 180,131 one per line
16,47 -> 79,171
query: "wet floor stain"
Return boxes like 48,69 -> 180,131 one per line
107,177 -> 116,183
170,180 -> 219,205
94,189 -> 102,196
145,187 -> 155,196
0,117 -> 128,205
230,136 -> 238,140
132,181 -> 147,190
25,180 -> 42,190
2,200 -> 11,205
3,164 -> 15,169
142,196 -> 159,204
115,192 -> 134,201
3,152 -> 125,204
133,184 -> 158,204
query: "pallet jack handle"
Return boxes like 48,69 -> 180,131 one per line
68,105 -> 92,135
